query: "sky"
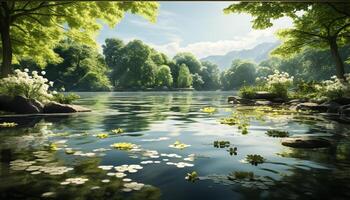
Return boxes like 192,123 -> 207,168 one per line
96,2 -> 293,59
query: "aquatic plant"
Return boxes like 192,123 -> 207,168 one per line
0,122 -> 18,127
220,113 -> 250,135
213,140 -> 230,148
111,142 -> 137,150
169,141 -> 191,149
115,164 -> 143,173
166,161 -> 194,168
122,181 -> 145,192
266,130 -> 289,137
61,177 -> 89,185
185,171 -> 199,182
49,143 -> 58,151
228,147 -> 237,156
246,154 -> 265,166
228,171 -> 254,180
111,128 -> 124,134
96,133 -> 109,139
65,148 -> 75,154
201,107 -> 216,113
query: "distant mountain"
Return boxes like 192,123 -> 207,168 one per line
201,42 -> 279,70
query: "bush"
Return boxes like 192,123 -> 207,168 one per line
0,69 -> 54,102
255,70 -> 293,99
315,74 -> 350,101
238,85 -> 267,99
52,93 -> 80,104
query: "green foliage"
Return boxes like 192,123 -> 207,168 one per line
213,141 -> 230,148
156,65 -> 173,87
221,59 -> 257,90
231,171 -> 254,180
16,40 -> 112,91
0,69 -> 53,102
246,154 -> 265,166
177,64 -> 192,88
185,171 -> 199,182
224,2 -> 350,79
1,1 -> 159,68
200,61 -> 221,90
173,52 -> 202,74
266,130 -> 289,137
239,86 -> 259,99
52,93 -> 80,104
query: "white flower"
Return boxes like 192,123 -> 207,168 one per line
41,71 -> 46,75
24,68 -> 29,72
49,81 -> 54,87
52,91 -> 57,95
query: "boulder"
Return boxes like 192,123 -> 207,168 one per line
227,96 -> 238,103
294,102 -> 327,112
253,91 -> 276,100
0,95 -> 41,114
332,97 -> 350,105
255,100 -> 273,106
281,137 -> 331,148
43,102 -> 91,113
319,101 -> 341,113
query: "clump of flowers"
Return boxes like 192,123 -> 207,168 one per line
96,133 -> 109,139
257,70 -> 293,99
111,128 -> 124,134
315,74 -> 350,101
111,142 -> 137,150
0,122 -> 18,128
0,69 -> 55,102
200,107 -> 216,113
185,171 -> 199,182
169,141 -> 191,149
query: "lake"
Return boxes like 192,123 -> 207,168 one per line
1,91 -> 350,200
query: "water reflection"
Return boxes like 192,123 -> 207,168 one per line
0,91 -> 350,200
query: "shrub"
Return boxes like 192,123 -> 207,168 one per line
265,70 -> 293,99
238,85 -> 267,99
0,69 -> 54,102
315,74 -> 350,101
52,93 -> 80,104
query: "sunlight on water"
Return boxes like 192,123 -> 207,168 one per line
1,91 -> 350,200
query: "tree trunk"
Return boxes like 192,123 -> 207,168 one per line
329,37 -> 345,79
0,16 -> 12,78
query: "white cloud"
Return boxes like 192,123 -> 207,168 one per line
147,27 -> 279,59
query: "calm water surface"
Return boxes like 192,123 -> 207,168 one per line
1,91 -> 350,200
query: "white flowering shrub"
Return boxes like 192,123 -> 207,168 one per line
256,70 -> 294,98
0,69 -> 55,102
315,74 -> 350,101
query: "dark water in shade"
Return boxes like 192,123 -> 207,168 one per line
1,91 -> 350,200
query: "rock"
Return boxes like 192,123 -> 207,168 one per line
227,96 -> 238,103
332,97 -> 350,105
281,137 -> 331,148
271,98 -> 286,103
294,102 -> 327,112
31,99 -> 44,112
253,91 -> 276,100
255,100 -> 273,106
0,95 -> 41,114
43,102 -> 91,113
338,105 -> 350,123
287,98 -> 308,105
319,101 -> 341,113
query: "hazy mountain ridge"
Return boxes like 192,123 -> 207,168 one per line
201,42 -> 280,70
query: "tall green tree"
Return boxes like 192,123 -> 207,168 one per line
220,59 -> 257,90
173,52 -> 202,74
177,64 -> 192,88
200,61 -> 221,90
15,40 -> 111,91
102,38 -> 125,86
224,2 -> 350,79
156,65 -> 173,87
0,1 -> 159,77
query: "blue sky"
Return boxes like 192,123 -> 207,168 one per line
97,2 -> 292,58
